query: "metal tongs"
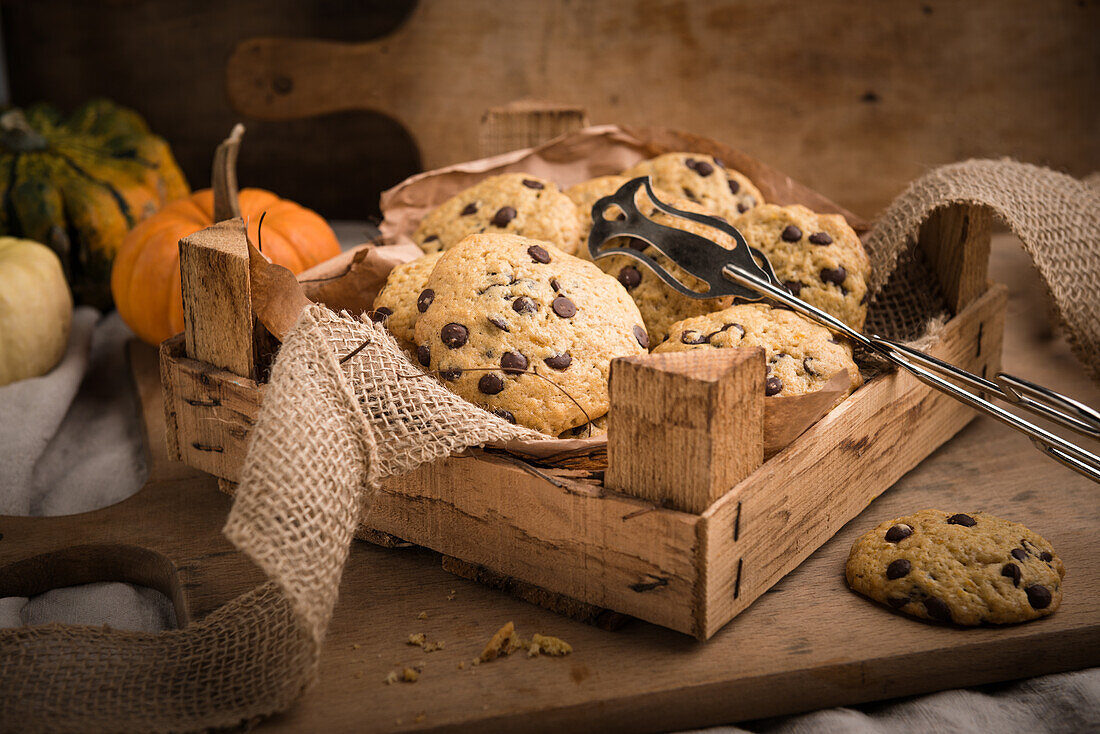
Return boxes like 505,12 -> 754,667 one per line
588,177 -> 1100,483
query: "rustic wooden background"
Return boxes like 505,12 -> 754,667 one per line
5,0 -> 1098,220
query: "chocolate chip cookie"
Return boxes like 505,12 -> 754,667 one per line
413,233 -> 648,435
372,252 -> 443,350
733,204 -> 871,329
846,509 -> 1065,625
413,173 -> 581,255
621,152 -> 764,222
654,303 -> 862,398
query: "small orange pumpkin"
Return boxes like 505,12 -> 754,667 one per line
111,126 -> 340,345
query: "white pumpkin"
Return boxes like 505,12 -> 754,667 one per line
0,237 -> 73,386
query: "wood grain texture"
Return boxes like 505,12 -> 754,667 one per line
223,0 -> 1100,216
179,219 -> 258,379
919,205 -> 994,313
605,349 -> 764,514
2,235 -> 1098,732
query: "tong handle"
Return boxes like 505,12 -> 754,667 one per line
721,264 -> 1100,483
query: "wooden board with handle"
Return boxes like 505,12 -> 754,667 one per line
2,235 -> 1097,733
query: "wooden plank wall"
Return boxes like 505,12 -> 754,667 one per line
6,0 -> 1097,218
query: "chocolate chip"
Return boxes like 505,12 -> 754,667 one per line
1011,548 -> 1028,562
860,292 -> 868,305
923,597 -> 952,622
440,323 -> 468,348
491,206 -> 517,227
492,408 -> 516,423
781,225 -> 802,242
633,325 -> 650,349
417,345 -> 431,367
737,202 -> 750,213
886,559 -> 911,579
1025,584 -> 1052,609
765,376 -> 783,396
512,296 -> 536,314
550,277 -> 561,292
522,179 -> 544,189
552,296 -> 577,318
682,186 -> 698,202
809,232 -> 833,245
803,357 -> 818,376
417,289 -> 435,313
544,352 -> 572,370
618,266 -> 642,290
887,597 -> 909,609
440,367 -> 462,381
681,331 -> 708,345
947,513 -> 977,527
423,234 -> 439,243
500,351 -> 528,374
784,281 -> 802,297
1040,551 -> 1053,562
727,178 -> 740,194
692,160 -> 714,176
1001,563 -> 1021,586
885,524 -> 913,543
370,307 -> 392,323
461,202 -> 478,216
488,315 -> 509,331
478,373 -> 505,395
527,244 -> 550,263
820,266 -> 847,286
627,238 -> 648,252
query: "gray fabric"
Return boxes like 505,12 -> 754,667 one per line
0,232 -> 1095,730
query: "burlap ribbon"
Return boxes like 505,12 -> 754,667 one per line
1,159 -> 1096,732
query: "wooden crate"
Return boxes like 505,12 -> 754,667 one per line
160,118 -> 1003,640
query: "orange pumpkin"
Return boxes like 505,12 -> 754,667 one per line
111,129 -> 341,345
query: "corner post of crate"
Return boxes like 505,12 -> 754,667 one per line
178,218 -> 261,380
917,203 -> 993,314
478,100 -> 589,157
604,349 -> 766,515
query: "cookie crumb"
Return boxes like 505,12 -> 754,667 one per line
415,714 -> 425,723
457,661 -> 466,670
407,632 -> 427,646
447,589 -> 456,601
530,633 -> 572,657
402,667 -> 420,683
417,611 -> 428,620
383,671 -> 398,685
423,641 -> 446,653
479,621 -> 517,662
350,643 -> 361,650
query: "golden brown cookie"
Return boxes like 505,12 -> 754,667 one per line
413,233 -> 648,435
413,173 -> 580,255
846,509 -> 1065,625
654,302 -> 861,398
621,152 -> 764,221
733,204 -> 871,329
371,252 -> 443,350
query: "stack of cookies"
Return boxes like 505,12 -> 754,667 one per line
372,154 -> 871,437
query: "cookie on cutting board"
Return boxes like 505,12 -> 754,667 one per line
846,509 -> 1065,625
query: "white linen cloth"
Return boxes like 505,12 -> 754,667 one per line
0,231 -> 1095,732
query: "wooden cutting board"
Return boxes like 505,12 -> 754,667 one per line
1,235 -> 1097,732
